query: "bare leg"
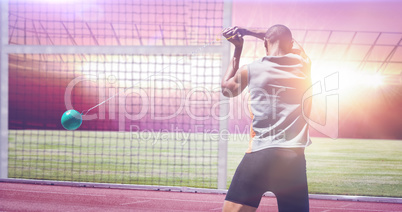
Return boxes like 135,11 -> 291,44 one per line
222,200 -> 257,212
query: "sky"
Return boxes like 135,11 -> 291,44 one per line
233,0 -> 402,32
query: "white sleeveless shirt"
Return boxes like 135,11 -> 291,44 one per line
246,53 -> 312,152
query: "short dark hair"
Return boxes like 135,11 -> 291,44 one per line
265,24 -> 292,50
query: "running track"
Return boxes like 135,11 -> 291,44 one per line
0,182 -> 401,212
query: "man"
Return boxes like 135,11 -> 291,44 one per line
221,25 -> 311,212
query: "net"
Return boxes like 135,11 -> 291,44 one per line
7,0 -> 226,189
8,0 -> 224,46
8,54 -> 222,188
4,0 -> 402,191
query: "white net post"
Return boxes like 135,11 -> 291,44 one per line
0,0 -> 9,179
217,0 -> 232,190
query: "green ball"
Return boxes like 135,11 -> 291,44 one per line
61,110 -> 82,130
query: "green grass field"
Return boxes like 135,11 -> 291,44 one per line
8,130 -> 220,188
8,130 -> 402,197
228,136 -> 402,197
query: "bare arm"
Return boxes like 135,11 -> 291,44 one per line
291,39 -> 311,63
221,47 -> 248,97
221,27 -> 248,97
292,39 -> 312,79
230,27 -> 265,40
242,28 -> 265,40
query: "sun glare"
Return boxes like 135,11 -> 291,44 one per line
364,74 -> 384,87
311,62 -> 384,96
339,71 -> 383,89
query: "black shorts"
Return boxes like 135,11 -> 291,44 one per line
225,147 -> 309,211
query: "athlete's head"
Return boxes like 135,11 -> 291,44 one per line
264,24 -> 293,55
